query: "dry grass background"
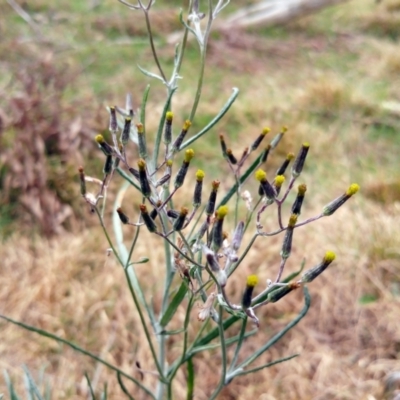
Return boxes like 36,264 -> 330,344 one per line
1,0 -> 400,399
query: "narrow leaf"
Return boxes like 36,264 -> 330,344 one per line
140,84 -> 151,129
180,88 -> 239,150
116,168 -> 141,192
233,354 -> 299,378
160,282 -> 188,328
137,65 -> 165,83
194,313 -> 239,348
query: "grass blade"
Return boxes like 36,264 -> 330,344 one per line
4,370 -> 21,400
23,366 -> 44,400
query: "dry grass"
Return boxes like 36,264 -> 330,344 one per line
1,191 -> 400,399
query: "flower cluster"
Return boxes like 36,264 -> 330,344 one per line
80,107 -> 359,329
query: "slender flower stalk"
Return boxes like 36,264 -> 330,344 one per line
239,147 -> 249,165
114,144 -> 123,169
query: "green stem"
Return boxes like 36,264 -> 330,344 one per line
143,9 -> 166,82
229,317 -> 247,372
117,372 -> 136,400
167,318 -> 210,377
188,0 -> 214,122
186,358 -> 194,400
209,305 -> 227,400
228,233 -> 258,277
233,174 -> 240,228
167,295 -> 195,399
95,208 -> 165,382
175,0 -> 193,76
237,287 -> 310,371
231,354 -> 299,378
156,204 -> 175,399
189,46 -> 207,122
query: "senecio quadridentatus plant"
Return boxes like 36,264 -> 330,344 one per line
78,1 -> 360,399
0,1 -> 360,399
